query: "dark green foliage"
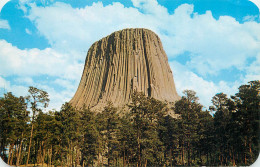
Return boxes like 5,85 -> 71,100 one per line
25,86 -> 50,166
231,80 -> 260,165
0,92 -> 29,164
173,90 -> 202,165
128,92 -> 167,166
79,107 -> 99,166
0,81 -> 259,166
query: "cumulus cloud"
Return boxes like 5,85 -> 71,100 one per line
0,39 -> 81,110
0,76 -> 10,90
0,38 -> 83,110
0,40 -> 83,80
0,76 -> 28,98
0,75 -> 76,111
170,61 -> 240,108
34,83 -> 76,111
244,53 -> 260,82
2,0 -> 258,109
25,1 -> 260,75
0,19 -> 10,29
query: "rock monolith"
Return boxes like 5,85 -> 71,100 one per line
70,28 -> 180,111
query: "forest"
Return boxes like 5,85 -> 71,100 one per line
0,80 -> 259,166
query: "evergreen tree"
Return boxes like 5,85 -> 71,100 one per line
232,80 -> 260,165
158,115 -> 179,166
59,102 -> 81,166
0,81 -> 258,166
25,86 -> 49,166
0,92 -> 29,165
129,92 -> 166,166
79,107 -> 99,166
96,102 -> 120,166
197,110 -> 214,165
210,93 -> 232,165
174,90 -> 202,166
118,113 -> 136,166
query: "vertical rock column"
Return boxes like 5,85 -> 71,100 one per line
70,28 -> 180,111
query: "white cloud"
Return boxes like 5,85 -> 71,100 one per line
0,19 -> 10,29
0,75 -> 75,111
0,76 -> 10,90
0,40 -> 83,80
0,76 -> 28,98
25,28 -> 32,34
243,15 -> 258,22
0,38 -> 82,110
25,1 -> 260,75
170,61 -> 240,108
15,77 -> 34,85
34,83 -> 76,111
244,53 -> 260,82
26,2 -> 151,58
2,0 -> 258,109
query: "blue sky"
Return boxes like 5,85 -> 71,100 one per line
0,0 -> 259,111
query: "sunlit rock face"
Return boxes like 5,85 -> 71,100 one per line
70,28 -> 180,111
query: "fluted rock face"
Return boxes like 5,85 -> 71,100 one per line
70,28 -> 180,111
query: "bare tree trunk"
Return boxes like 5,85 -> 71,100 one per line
137,132 -> 141,167
15,140 -> 19,165
182,141 -> 185,166
71,142 -> 73,167
48,146 -> 52,167
8,143 -> 14,165
37,140 -> 42,166
16,132 -> 23,166
10,146 -> 14,166
67,150 -> 69,167
76,147 -> 80,167
26,123 -> 34,166
144,159 -> 147,167
50,145 -> 52,166
249,141 -> 252,162
42,141 -> 46,167
47,149 -> 49,167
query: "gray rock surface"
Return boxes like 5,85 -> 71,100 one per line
70,28 -> 180,111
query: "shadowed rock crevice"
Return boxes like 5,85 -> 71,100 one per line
70,28 -> 180,111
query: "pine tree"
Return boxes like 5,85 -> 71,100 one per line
210,93 -> 232,165
58,102 -> 81,166
174,90 -> 202,166
158,115 -> 179,166
0,92 -> 29,165
96,102 -> 120,166
232,80 -> 260,165
25,86 -> 49,166
79,107 -> 99,166
129,92 -> 166,166
118,113 -> 136,166
197,110 -> 214,165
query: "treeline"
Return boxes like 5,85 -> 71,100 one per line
0,81 -> 259,166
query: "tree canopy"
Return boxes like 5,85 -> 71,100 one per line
0,80 -> 259,166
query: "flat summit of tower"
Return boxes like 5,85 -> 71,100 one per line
70,28 -> 180,111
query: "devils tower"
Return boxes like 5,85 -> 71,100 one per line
70,28 -> 180,111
